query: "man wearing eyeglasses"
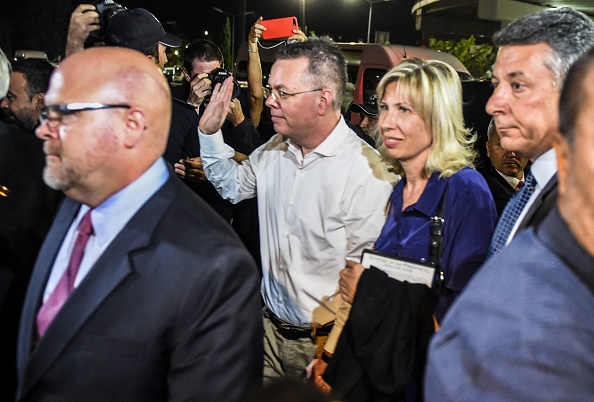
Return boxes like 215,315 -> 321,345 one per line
15,47 -> 262,401
198,37 -> 396,382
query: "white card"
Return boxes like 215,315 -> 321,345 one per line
360,249 -> 435,288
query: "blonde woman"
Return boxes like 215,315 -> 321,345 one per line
324,59 -> 497,400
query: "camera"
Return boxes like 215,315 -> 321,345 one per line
206,68 -> 241,100
87,0 -> 127,43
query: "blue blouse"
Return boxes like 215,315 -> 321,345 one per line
374,167 -> 497,321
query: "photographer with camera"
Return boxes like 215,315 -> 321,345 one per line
173,39 -> 262,267
172,39 -> 259,155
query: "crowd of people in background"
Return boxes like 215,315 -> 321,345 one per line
1,3 -> 594,402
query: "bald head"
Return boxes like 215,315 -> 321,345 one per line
37,47 -> 173,206
56,47 -> 172,148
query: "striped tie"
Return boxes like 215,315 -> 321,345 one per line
488,172 -> 536,257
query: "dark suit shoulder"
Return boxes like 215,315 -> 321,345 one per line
482,166 -> 516,216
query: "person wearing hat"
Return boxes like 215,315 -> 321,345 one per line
349,93 -> 379,147
103,7 -> 182,69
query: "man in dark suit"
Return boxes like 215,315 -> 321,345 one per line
482,118 -> 528,215
0,52 -> 62,401
426,38 -> 594,401
16,47 -> 262,401
486,8 -> 594,256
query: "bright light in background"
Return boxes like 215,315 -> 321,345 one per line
204,31 -> 209,36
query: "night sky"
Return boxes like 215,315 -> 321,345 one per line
1,0 -> 418,61
132,0 -> 419,46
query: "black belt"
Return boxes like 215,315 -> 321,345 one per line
264,308 -> 334,341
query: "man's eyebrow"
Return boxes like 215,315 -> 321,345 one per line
505,71 -> 526,79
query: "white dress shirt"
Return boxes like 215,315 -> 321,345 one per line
200,117 -> 396,326
506,148 -> 557,244
42,158 -> 169,302
496,169 -> 524,189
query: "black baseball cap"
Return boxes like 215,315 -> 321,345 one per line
349,93 -> 378,116
105,8 -> 182,52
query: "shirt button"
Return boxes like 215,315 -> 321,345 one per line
279,298 -> 284,304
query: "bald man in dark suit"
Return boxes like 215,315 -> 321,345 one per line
16,47 -> 262,401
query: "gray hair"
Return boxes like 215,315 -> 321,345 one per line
275,37 -> 347,110
493,7 -> 594,88
0,48 -> 11,98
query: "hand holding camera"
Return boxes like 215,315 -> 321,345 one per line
188,68 -> 241,108
66,4 -> 101,57
188,74 -> 212,108
66,1 -> 127,57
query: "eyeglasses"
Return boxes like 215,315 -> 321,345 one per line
40,103 -> 131,129
265,86 -> 323,103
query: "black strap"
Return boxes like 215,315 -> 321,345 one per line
428,183 -> 448,290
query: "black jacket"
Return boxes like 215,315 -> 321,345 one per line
324,267 -> 436,401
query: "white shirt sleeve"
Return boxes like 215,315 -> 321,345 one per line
198,129 -> 257,203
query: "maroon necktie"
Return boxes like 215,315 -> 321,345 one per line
516,180 -> 524,191
36,209 -> 94,338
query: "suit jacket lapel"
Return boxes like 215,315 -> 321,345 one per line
18,174 -> 178,398
490,166 -> 516,197
518,174 -> 558,232
17,197 -> 78,387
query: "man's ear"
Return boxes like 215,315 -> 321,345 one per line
34,93 -> 45,111
485,141 -> 491,158
123,109 -> 147,148
318,88 -> 334,115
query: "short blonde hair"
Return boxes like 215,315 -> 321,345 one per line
376,58 -> 476,178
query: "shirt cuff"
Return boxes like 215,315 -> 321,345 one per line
198,128 -> 226,156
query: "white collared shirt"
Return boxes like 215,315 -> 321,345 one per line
506,148 -> 557,244
496,169 -> 524,190
200,117 -> 396,326
42,158 -> 169,302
